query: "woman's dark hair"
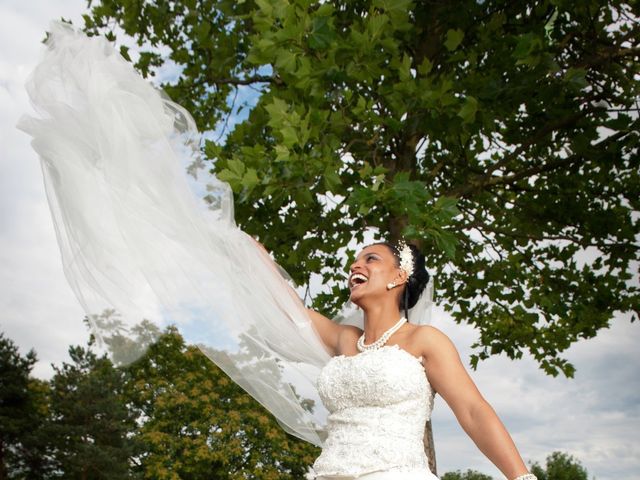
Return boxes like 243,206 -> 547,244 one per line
377,242 -> 430,318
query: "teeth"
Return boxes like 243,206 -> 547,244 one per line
350,273 -> 368,287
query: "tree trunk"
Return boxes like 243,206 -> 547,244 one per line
423,421 -> 437,475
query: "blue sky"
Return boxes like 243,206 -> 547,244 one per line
1,1 -> 638,479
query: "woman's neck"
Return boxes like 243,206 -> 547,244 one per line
361,304 -> 404,343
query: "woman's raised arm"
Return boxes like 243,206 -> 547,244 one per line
251,237 -> 345,355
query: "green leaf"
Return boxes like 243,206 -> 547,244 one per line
324,166 -> 342,192
194,21 -> 211,42
372,174 -> 385,192
274,144 -> 290,162
203,140 -> 222,159
434,196 -> 460,219
513,33 -> 543,66
433,230 -> 458,259
281,126 -> 298,148
457,96 -> 478,123
565,67 -> 588,89
358,162 -> 373,179
390,173 -> 431,213
242,168 -> 260,191
367,14 -> 389,39
294,188 -> 314,206
119,45 -> 131,62
308,16 -> 336,49
255,0 -> 273,15
275,50 -> 297,72
444,28 -> 464,51
217,168 -> 240,183
544,7 -> 559,41
417,57 -> 432,76
347,186 -> 377,215
513,33 -> 536,59
265,97 -> 289,125
227,159 -> 245,177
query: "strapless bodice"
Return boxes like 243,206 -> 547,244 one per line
312,344 -> 435,478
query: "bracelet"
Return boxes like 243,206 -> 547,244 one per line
513,474 -> 537,480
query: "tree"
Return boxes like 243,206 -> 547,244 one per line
124,327 -> 319,479
12,378 -> 54,480
0,333 -> 52,479
530,451 -> 590,480
83,0 -> 639,375
442,470 -> 494,480
441,452 -> 594,480
80,0 -> 639,471
47,340 -> 138,479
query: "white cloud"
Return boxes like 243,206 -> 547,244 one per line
1,2 -> 638,480
1,0 -> 88,377
432,309 -> 639,480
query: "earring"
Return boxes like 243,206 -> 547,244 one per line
386,282 -> 396,290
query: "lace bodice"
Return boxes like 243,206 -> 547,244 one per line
313,344 -> 435,478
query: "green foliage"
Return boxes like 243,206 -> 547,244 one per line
1,327 -> 318,478
442,469 -> 494,480
441,451 -> 594,480
124,326 -> 319,479
82,0 -> 640,377
87,311 -> 162,366
0,333 -> 53,479
530,451 -> 590,480
47,340 -> 138,479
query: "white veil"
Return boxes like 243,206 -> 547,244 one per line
18,21 -> 331,446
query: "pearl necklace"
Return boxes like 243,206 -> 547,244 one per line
357,317 -> 408,352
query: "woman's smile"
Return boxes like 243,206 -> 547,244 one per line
349,272 -> 368,289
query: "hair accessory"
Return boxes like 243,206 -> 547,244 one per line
395,241 -> 414,278
513,474 -> 537,480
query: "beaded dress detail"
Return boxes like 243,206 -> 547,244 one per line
313,344 -> 436,478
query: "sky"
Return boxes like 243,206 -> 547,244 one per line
1,1 -> 639,479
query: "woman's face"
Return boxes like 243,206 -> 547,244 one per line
348,244 -> 401,304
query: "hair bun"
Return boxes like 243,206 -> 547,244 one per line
404,244 -> 429,310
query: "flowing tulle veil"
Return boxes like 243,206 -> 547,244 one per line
18,21 -> 434,447
18,21 -> 333,446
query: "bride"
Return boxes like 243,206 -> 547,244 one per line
20,22 -> 536,480
308,241 -> 533,479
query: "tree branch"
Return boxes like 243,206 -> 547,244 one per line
444,112 -> 627,198
207,75 -> 279,86
483,129 -> 629,189
576,46 -> 640,69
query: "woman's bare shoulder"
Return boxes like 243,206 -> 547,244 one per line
410,324 -> 448,342
336,324 -> 362,351
408,324 -> 459,358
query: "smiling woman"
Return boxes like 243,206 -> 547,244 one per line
19,21 -> 537,480
307,242 -> 535,479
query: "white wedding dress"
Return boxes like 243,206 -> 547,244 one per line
313,345 -> 438,479
19,22 -> 439,480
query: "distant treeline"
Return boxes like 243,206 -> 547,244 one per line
442,450 -> 592,480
